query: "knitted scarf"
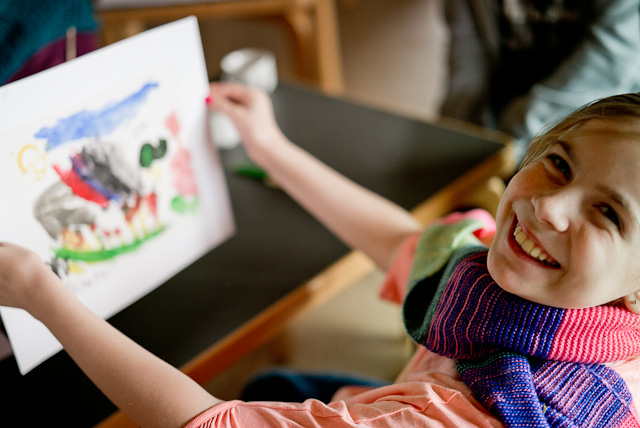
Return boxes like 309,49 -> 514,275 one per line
407,248 -> 640,428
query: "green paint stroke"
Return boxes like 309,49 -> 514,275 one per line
140,138 -> 168,167
171,195 -> 199,214
54,228 -> 165,262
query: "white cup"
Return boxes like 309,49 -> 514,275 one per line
210,48 -> 278,149
220,48 -> 278,92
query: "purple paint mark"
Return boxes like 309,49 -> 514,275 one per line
52,164 -> 110,208
35,82 -> 159,151
70,154 -> 121,202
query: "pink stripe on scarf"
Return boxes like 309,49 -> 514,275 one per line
550,305 -> 640,363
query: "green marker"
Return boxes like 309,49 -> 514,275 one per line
233,162 -> 279,189
233,162 -> 268,180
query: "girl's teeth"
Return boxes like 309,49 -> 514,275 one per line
521,239 -> 534,253
513,224 -> 553,264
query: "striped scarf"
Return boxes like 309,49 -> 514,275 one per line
418,249 -> 640,427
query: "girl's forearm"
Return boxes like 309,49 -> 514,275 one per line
253,136 -> 422,271
29,283 -> 220,428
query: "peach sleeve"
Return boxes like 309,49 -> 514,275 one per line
184,384 -> 503,428
379,231 -> 422,304
379,209 -> 496,305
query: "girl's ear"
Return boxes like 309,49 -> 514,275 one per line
624,292 -> 640,314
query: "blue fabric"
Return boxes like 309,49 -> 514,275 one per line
442,0 -> 640,162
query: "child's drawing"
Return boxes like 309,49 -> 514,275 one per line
8,77 -> 199,291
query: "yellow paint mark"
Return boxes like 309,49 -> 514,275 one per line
17,143 -> 47,180
67,261 -> 85,274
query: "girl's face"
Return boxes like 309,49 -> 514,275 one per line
488,119 -> 640,308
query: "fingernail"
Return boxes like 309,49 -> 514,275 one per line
205,95 -> 213,104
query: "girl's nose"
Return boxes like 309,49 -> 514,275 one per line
531,189 -> 575,232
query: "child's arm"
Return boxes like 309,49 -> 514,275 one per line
0,243 -> 221,428
208,83 -> 422,271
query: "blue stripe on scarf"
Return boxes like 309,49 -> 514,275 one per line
457,353 -> 634,427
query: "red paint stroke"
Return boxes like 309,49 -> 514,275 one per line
75,230 -> 85,247
124,195 -> 141,222
61,227 -> 85,249
145,192 -> 158,216
165,112 -> 180,138
170,147 -> 198,196
53,164 -> 110,208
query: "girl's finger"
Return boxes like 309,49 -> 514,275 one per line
208,82 -> 254,106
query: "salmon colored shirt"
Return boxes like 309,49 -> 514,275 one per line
185,212 -> 640,428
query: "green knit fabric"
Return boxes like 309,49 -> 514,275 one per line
402,218 -> 486,342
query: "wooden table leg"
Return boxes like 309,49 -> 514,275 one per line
313,0 -> 344,93
284,1 -> 317,82
282,0 -> 344,93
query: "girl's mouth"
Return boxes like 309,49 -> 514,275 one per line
512,222 -> 560,268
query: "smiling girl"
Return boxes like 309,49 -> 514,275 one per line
1,87 -> 640,427
491,112 -> 640,310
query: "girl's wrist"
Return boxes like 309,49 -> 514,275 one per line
24,271 -> 73,322
246,131 -> 292,171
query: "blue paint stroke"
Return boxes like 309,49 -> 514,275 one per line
35,82 -> 159,151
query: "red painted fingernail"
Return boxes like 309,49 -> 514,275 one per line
205,95 -> 213,104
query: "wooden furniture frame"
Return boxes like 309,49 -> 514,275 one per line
97,0 -> 344,93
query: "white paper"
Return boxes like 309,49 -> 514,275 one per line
0,17 -> 235,374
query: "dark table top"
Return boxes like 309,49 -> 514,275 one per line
0,84 -> 506,427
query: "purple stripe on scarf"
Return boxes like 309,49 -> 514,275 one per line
426,251 -> 565,360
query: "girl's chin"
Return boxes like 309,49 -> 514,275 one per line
486,247 -> 508,287
487,248 -> 532,297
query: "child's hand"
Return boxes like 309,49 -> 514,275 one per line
206,82 -> 288,163
0,242 -> 62,313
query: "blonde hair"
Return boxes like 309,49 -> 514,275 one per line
520,93 -> 640,169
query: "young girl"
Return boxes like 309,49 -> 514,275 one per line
1,85 -> 639,428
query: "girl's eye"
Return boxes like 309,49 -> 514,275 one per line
599,205 -> 621,228
549,154 -> 571,180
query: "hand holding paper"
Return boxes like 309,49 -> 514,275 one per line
207,82 -> 287,159
0,242 -> 63,313
0,241 -> 221,428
